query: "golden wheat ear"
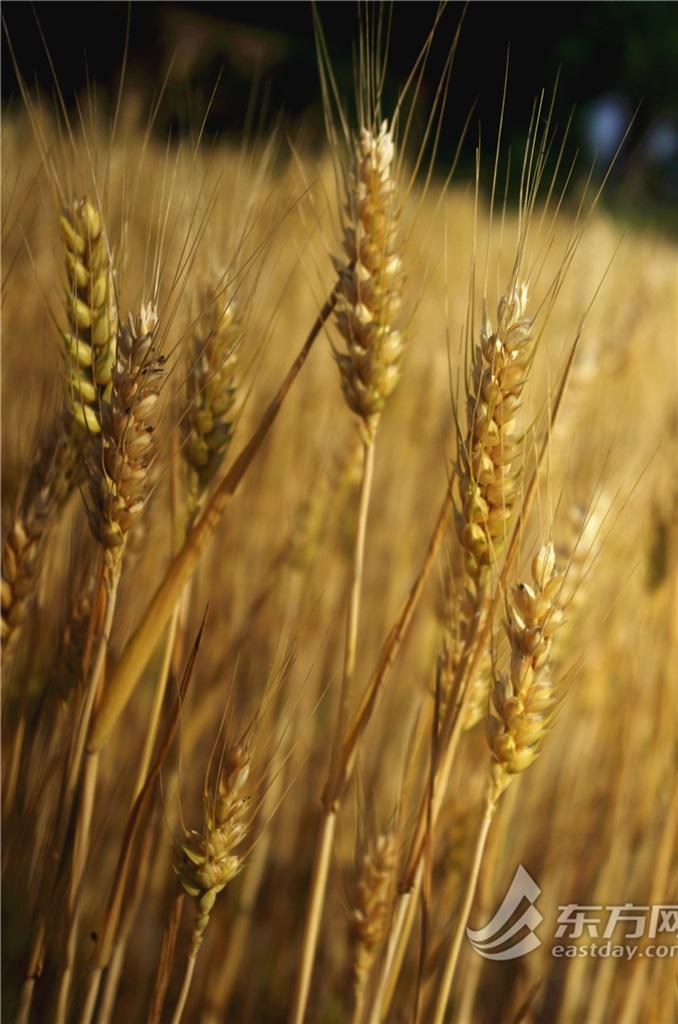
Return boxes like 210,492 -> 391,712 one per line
487,542 -> 564,798
349,831 -> 397,1023
60,197 -> 118,431
83,305 -> 164,581
1,192 -> 118,666
333,120 -> 404,441
182,281 -> 241,517
171,739 -> 253,1024
1,414 -> 79,666
455,284 -> 535,593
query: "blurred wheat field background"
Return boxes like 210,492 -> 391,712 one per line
2,10 -> 677,1024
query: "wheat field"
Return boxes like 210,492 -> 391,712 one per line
1,12 -> 677,1024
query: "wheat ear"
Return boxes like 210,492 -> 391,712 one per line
487,542 -> 564,794
350,832 -> 396,1024
171,743 -> 252,1024
183,283 -> 240,516
83,303 -> 163,575
433,544 -> 564,1022
59,197 -> 117,431
457,284 -> 534,594
1,417 -> 78,664
333,120 -> 405,440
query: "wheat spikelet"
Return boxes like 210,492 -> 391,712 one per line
456,285 -> 534,594
175,743 -> 251,958
183,284 -> 240,512
84,305 -> 163,579
60,197 -> 117,432
1,417 -> 78,660
487,543 -> 564,797
350,832 -> 396,1019
333,121 -> 404,439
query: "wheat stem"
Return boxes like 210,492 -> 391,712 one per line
169,954 -> 197,1024
135,605 -> 181,799
431,792 -> 496,1024
331,487 -> 453,804
289,809 -> 337,1024
79,966 -> 100,1024
67,559 -> 121,807
94,937 -> 125,1024
371,865 -> 420,1022
148,895 -> 185,1024
328,435 -> 375,798
292,435 -> 376,1024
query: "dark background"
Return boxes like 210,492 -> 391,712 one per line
3,2 -> 677,229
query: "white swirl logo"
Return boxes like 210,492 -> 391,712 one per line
466,864 -> 543,960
